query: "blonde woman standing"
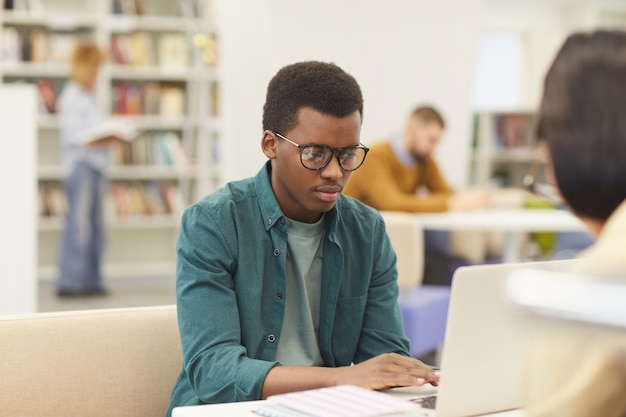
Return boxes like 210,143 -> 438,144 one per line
56,41 -> 132,296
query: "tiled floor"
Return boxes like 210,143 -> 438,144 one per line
38,276 -> 176,313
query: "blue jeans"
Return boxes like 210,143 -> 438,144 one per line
57,161 -> 106,292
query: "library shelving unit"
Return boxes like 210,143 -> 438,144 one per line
1,0 -> 221,281
469,110 -> 542,188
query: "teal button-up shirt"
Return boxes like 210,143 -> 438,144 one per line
167,162 -> 409,413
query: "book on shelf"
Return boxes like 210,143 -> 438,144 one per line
143,181 -> 168,215
48,33 -> 77,64
116,0 -> 142,15
110,182 -> 131,218
159,85 -> 185,116
492,113 -> 537,149
157,33 -> 189,69
1,27 -> 22,64
112,33 -> 155,67
3,0 -> 43,12
210,80 -> 219,116
142,82 -> 161,114
39,184 -> 67,217
36,79 -> 57,114
111,35 -> 130,65
29,28 -> 47,62
112,82 -> 142,115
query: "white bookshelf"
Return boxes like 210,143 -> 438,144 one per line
0,84 -> 38,313
1,0 -> 221,282
469,110 -> 542,188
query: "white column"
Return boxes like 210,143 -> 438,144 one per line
0,84 -> 38,315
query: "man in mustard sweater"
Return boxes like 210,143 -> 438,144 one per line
345,106 -> 491,285
344,106 -> 490,212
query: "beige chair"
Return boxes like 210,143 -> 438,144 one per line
379,211 -> 424,288
0,305 -> 181,417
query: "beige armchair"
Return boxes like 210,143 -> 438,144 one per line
380,210 -> 450,360
379,211 -> 425,289
0,305 -> 181,417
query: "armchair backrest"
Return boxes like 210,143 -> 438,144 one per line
380,211 -> 424,289
0,305 -> 181,417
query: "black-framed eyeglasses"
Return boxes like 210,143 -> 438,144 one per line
272,131 -> 369,172
523,159 -> 563,207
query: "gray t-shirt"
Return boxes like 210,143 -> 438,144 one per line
274,215 -> 324,366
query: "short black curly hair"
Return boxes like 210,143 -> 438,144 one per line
262,61 -> 364,134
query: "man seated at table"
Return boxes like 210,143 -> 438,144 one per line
344,106 -> 491,284
165,61 -> 439,416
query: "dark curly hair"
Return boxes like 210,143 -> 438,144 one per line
537,29 -> 626,221
262,61 -> 364,134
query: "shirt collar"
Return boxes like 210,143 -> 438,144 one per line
391,135 -> 420,168
254,161 -> 339,233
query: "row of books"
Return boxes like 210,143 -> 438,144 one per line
2,27 -> 205,70
5,0 -> 202,16
2,27 -> 77,65
108,181 -> 185,218
112,82 -> 185,116
27,79 -> 188,117
471,113 -> 538,150
3,0 -> 43,12
109,132 -> 192,168
40,181 -> 186,219
111,32 -> 190,69
112,0 -> 206,17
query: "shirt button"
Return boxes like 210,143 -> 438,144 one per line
268,334 -> 276,343
266,218 -> 272,225
276,292 -> 283,299
279,218 -> 285,225
273,249 -> 280,256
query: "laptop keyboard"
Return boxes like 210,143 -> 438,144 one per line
410,395 -> 437,409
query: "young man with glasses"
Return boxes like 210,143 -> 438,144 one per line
166,61 -> 439,415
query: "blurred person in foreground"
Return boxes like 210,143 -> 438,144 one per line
523,29 -> 626,417
344,106 -> 492,284
166,61 -> 439,415
56,41 -> 135,297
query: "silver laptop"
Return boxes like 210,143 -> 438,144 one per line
408,259 -> 579,417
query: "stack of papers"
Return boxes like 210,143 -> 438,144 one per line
254,385 -> 422,417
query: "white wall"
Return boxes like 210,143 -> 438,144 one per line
216,0 -> 483,188
215,0 -> 616,188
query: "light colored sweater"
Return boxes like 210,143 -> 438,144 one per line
524,200 -> 626,417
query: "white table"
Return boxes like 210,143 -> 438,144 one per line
172,386 -> 525,417
414,208 -> 587,263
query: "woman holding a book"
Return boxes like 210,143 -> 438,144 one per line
56,40 -> 135,297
